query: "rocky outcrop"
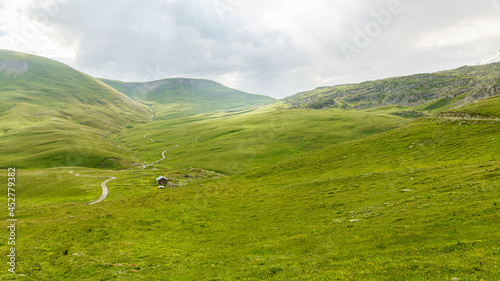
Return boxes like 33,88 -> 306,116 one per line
0,60 -> 29,75
283,63 -> 500,111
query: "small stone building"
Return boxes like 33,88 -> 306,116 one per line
156,176 -> 169,185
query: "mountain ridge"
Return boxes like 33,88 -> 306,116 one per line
283,62 -> 500,112
0,49 -> 152,168
101,77 -> 275,120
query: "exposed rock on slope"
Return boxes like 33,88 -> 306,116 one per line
283,63 -> 500,111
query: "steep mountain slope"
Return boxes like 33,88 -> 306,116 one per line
101,78 -> 275,120
284,63 -> 500,113
441,94 -> 500,118
0,50 -> 151,168
6,77 -> 499,280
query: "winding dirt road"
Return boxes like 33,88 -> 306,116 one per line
88,177 -> 116,205
83,114 -> 178,204
143,132 -> 156,142
143,144 -> 178,168
136,121 -> 179,168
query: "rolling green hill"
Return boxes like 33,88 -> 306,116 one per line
0,50 -> 151,169
1,51 -> 499,280
100,78 -> 275,120
284,63 -> 500,114
440,94 -> 500,119
2,81 -> 498,280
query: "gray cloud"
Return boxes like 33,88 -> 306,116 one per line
16,0 -> 500,97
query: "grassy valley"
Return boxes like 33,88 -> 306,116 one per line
112,104 -> 410,174
1,88 -> 499,280
0,51 -> 499,280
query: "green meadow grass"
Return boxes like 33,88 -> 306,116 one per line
441,94 -> 500,118
1,114 -> 498,280
113,105 -> 410,174
0,103 -> 139,169
1,50 -> 499,280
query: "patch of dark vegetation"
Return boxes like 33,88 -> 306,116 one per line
391,110 -> 426,118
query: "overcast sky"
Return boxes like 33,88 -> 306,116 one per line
0,0 -> 499,98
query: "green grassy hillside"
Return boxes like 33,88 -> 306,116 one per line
2,87 -> 498,280
101,78 -> 275,120
112,104 -> 410,174
0,50 -> 151,168
440,94 -> 500,119
284,62 -> 500,114
1,51 -> 499,280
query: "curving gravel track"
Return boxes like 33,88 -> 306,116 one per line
143,144 -> 178,168
88,177 -> 116,205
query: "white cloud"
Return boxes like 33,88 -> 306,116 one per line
217,71 -> 241,89
0,0 -> 77,63
0,0 -> 499,98
415,18 -> 500,50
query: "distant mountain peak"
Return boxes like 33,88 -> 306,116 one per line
476,51 -> 500,65
100,77 -> 275,120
